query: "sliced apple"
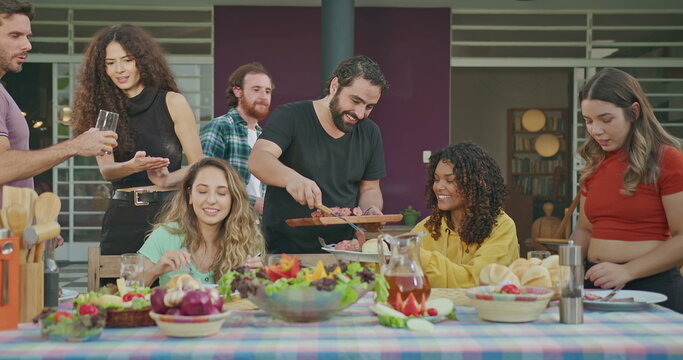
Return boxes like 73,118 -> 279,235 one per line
425,298 -> 454,317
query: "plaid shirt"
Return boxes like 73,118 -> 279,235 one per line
200,108 -> 265,204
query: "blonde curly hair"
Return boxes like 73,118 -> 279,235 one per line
152,158 -> 264,282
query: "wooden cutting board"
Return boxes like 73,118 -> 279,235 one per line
286,214 -> 403,227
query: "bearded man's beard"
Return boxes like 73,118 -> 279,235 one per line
329,92 -> 360,133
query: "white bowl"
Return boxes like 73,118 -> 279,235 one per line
466,285 -> 553,323
149,310 -> 230,337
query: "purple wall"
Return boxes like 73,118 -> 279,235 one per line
214,6 -> 450,216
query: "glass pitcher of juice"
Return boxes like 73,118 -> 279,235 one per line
378,232 -> 430,306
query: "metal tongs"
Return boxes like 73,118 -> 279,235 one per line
315,204 -> 363,233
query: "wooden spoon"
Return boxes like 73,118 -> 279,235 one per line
34,192 -> 61,225
6,205 -> 28,264
32,192 -> 61,263
0,208 -> 7,228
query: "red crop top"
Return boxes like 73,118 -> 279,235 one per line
582,146 -> 683,241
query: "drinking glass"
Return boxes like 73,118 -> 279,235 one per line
96,110 -> 119,147
265,254 -> 282,267
120,253 -> 144,288
527,250 -> 551,260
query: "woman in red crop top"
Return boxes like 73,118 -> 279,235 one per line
574,68 -> 683,313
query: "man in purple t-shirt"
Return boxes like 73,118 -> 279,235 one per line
0,0 -> 117,206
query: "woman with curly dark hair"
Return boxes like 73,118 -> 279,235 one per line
72,24 -> 203,257
411,141 -> 519,288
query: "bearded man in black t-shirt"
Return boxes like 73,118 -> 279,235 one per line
248,55 -> 389,253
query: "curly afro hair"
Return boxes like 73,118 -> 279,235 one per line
72,24 -> 179,161
423,141 -> 507,245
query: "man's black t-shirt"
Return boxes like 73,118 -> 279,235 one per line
259,100 -> 386,253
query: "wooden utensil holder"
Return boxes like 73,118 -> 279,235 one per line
19,262 -> 43,322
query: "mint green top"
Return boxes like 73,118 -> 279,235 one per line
138,222 -> 215,287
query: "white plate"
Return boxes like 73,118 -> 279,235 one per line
321,245 -> 380,263
584,290 -> 667,311
59,288 -> 79,302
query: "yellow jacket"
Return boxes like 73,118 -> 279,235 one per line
412,212 -> 519,288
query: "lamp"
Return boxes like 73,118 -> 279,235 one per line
521,109 -> 546,132
32,120 -> 44,129
535,134 -> 560,157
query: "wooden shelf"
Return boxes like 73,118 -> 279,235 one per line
507,108 -> 570,201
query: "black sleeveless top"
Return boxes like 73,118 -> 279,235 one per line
112,87 -> 183,189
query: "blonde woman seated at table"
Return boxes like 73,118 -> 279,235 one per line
574,68 -> 683,313
139,158 -> 264,287
411,142 -> 519,288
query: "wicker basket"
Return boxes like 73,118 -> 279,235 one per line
106,307 -> 155,328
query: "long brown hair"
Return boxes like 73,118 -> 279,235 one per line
423,141 -> 507,245
72,24 -> 179,160
152,158 -> 264,282
579,68 -> 681,195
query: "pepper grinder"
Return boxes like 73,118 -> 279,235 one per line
43,238 -> 59,308
559,242 -> 583,324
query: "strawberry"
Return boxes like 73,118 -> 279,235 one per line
54,311 -> 74,323
500,284 -> 521,295
427,308 -> 438,316
78,304 -> 99,316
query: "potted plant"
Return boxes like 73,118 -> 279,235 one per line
401,206 -> 421,227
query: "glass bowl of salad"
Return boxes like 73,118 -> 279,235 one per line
219,254 -> 388,322
34,305 -> 106,342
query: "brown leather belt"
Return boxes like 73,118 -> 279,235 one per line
111,189 -> 174,206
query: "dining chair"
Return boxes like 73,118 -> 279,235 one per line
87,247 -> 121,292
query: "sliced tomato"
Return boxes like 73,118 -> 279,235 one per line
54,311 -> 74,323
265,254 -> 301,281
264,266 -> 288,282
122,293 -> 145,302
78,304 -> 99,316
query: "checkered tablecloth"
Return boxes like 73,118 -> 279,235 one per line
2,293 -> 683,360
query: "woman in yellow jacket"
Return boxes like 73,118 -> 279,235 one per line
412,141 -> 519,288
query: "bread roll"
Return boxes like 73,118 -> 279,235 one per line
521,265 -> 552,288
167,273 -> 201,290
528,257 -> 543,266
480,263 -> 520,286
361,238 -> 390,254
508,258 -> 530,280
541,254 -> 559,269
541,255 -> 560,284
541,254 -> 560,298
